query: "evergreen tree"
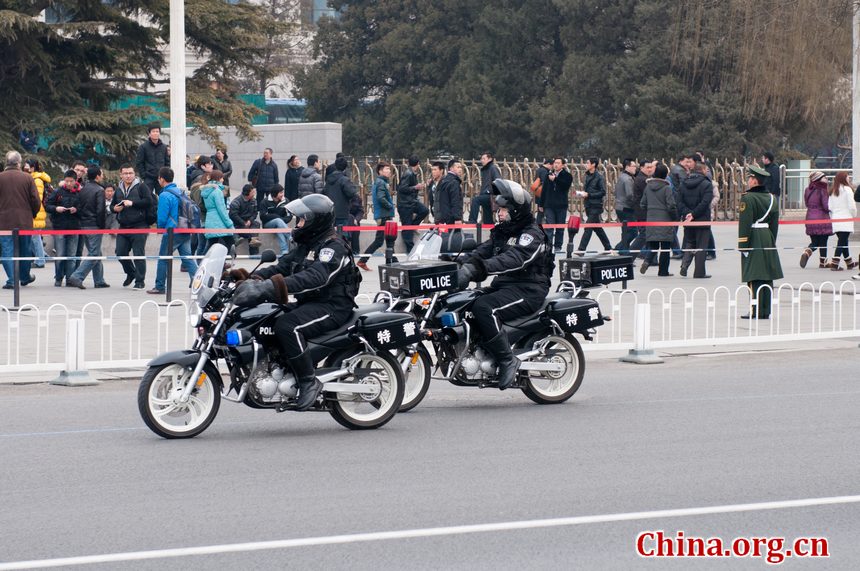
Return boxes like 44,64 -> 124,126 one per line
297,0 -> 852,159
0,0 -> 286,168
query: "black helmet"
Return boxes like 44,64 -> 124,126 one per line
287,194 -> 335,244
492,179 -> 531,222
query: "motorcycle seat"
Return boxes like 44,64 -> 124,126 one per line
501,292 -> 570,329
306,303 -> 389,344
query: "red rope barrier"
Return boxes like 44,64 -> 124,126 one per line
0,217 -> 855,237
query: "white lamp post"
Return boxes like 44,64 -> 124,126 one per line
169,0 -> 186,186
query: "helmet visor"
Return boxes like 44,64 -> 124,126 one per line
286,198 -> 311,219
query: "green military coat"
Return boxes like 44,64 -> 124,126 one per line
738,186 -> 784,282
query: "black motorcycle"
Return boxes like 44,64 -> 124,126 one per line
379,230 -> 606,410
138,245 -> 418,438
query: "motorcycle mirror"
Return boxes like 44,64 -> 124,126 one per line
260,249 -> 278,263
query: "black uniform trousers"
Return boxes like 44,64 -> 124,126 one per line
471,284 -> 546,340
275,301 -> 352,359
749,280 -> 774,319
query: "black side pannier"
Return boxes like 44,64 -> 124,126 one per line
357,311 -> 421,350
544,298 -> 604,333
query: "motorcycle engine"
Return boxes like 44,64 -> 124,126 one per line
460,348 -> 497,380
249,358 -> 298,404
476,348 -> 496,375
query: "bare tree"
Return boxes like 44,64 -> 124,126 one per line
672,0 -> 853,129
237,0 -> 312,96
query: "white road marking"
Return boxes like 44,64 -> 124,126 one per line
1,495 -> 859,569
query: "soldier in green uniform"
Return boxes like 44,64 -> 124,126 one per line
738,165 -> 784,319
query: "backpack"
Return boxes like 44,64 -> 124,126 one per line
530,177 -> 543,199
145,186 -> 159,226
167,187 -> 202,228
41,182 -> 55,208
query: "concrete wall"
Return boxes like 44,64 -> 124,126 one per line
164,122 -> 342,184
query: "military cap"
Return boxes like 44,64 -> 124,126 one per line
747,165 -> 770,178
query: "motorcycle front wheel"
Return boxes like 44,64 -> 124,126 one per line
520,334 -> 585,404
138,363 -> 221,439
328,351 -> 404,430
395,345 -> 432,412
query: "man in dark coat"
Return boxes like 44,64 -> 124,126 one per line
534,158 -> 552,224
576,158 -> 612,253
397,155 -> 429,252
0,151 -> 40,288
436,159 -> 465,253
677,162 -> 714,279
761,151 -> 781,198
630,159 -> 655,259
68,165 -> 109,289
613,158 -> 638,255
113,164 -> 152,289
284,155 -> 302,201
468,151 -> 500,225
323,156 -> 359,236
538,157 -> 573,252
230,185 -> 262,255
739,165 -> 783,319
248,148 -> 279,211
135,124 -> 170,193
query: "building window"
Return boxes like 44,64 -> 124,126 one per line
301,0 -> 337,25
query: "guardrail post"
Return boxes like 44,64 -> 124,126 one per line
166,227 -> 174,303
619,303 -> 664,364
50,318 -> 100,386
11,228 -> 20,308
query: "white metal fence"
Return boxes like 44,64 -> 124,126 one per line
0,285 -> 857,376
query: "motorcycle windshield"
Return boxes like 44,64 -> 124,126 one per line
407,230 -> 443,261
191,244 -> 228,309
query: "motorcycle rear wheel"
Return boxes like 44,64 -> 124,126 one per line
521,334 -> 584,404
328,351 -> 404,429
396,345 -> 432,412
138,363 -> 221,439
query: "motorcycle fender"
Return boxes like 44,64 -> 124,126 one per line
147,350 -> 202,369
147,350 -> 224,388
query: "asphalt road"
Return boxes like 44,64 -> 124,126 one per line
1,348 -> 859,570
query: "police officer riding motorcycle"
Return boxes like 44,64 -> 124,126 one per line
456,179 -> 552,389
232,194 -> 360,410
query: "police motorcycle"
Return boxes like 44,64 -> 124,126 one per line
138,243 -> 419,439
379,184 -> 620,410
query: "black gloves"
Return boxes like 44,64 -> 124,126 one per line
233,279 -> 276,307
457,263 -> 476,289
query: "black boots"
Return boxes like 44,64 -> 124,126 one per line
288,351 -> 322,411
483,332 -> 520,390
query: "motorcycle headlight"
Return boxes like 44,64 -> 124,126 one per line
188,308 -> 201,327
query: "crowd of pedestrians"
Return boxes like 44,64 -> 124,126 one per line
3,123 -> 860,294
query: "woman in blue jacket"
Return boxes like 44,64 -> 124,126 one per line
202,171 -> 235,252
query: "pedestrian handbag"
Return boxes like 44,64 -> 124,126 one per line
530,177 -> 543,199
